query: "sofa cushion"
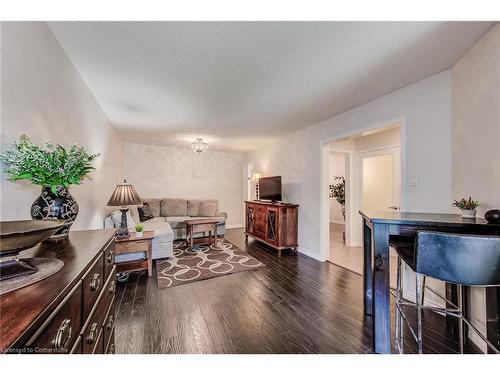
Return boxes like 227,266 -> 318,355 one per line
161,198 -> 188,217
138,202 -> 154,222
140,217 -> 174,244
164,216 -> 192,229
129,205 -> 141,224
187,199 -> 202,216
142,198 -> 161,217
199,200 -> 218,217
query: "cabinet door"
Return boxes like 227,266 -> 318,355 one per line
254,206 -> 267,237
265,207 -> 279,245
245,205 -> 255,234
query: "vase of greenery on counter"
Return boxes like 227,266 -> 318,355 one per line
453,197 -> 480,218
0,135 -> 100,237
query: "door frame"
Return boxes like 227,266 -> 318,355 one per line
319,116 -> 407,262
353,145 -> 401,247
328,149 -> 356,247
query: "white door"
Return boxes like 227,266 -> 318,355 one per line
354,146 -> 401,246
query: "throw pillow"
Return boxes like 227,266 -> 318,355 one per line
199,200 -> 218,217
138,202 -> 154,222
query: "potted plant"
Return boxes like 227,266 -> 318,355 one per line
0,135 -> 100,237
453,197 -> 480,218
135,224 -> 144,238
330,176 -> 346,243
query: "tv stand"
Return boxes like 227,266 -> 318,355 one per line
244,200 -> 298,255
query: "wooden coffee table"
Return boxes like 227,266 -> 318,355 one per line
114,230 -> 154,276
185,219 -> 219,250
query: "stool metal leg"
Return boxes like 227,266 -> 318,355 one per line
395,256 -> 403,353
457,286 -> 464,354
416,273 -> 425,353
420,277 -> 426,306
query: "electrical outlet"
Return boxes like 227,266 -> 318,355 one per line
410,174 -> 419,187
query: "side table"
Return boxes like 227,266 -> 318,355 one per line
114,230 -> 154,276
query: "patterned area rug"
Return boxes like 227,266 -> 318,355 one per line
156,239 -> 264,289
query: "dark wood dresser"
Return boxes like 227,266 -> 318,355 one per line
244,200 -> 298,254
0,229 -> 116,354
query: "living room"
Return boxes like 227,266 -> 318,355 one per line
1,1 -> 499,373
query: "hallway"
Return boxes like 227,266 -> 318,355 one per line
329,223 -> 397,288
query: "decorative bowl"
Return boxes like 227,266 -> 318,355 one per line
0,220 -> 65,257
485,209 -> 500,224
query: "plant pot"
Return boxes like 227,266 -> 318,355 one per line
461,209 -> 476,218
30,186 -> 79,238
135,231 -> 144,238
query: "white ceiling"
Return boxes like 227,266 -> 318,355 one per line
48,21 -> 494,152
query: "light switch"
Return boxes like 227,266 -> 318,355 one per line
410,175 -> 419,187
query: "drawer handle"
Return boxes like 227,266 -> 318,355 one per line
86,322 -> 99,344
106,315 -> 114,330
108,343 -> 115,354
107,250 -> 114,263
90,273 -> 100,291
54,319 -> 72,350
109,280 -> 116,295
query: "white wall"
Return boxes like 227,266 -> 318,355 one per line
123,143 -> 245,227
451,24 -> 500,352
247,70 -> 452,261
0,22 -> 123,230
355,127 -> 401,151
328,151 -> 345,224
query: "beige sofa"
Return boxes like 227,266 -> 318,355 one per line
104,198 -> 227,261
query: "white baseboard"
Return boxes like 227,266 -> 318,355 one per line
298,247 -> 323,261
226,224 -> 244,229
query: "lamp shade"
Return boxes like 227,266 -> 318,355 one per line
107,179 -> 142,206
252,172 -> 262,182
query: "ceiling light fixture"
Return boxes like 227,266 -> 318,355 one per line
191,138 -> 208,154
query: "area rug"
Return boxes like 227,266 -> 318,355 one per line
156,239 -> 264,289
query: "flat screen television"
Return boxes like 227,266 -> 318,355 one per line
259,176 -> 282,202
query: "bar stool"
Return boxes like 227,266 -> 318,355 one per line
392,231 -> 500,354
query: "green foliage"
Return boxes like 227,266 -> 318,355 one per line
135,224 -> 144,232
453,197 -> 480,210
0,135 -> 100,194
329,176 -> 346,219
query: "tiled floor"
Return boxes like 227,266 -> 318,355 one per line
329,223 -> 397,288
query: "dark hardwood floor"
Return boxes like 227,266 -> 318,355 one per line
115,228 -> 480,354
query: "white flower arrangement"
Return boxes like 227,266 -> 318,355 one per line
0,135 -> 100,194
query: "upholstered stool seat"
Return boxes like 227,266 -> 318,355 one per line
390,235 -> 415,269
393,231 -> 500,354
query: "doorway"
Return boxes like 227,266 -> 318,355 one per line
327,124 -> 402,287
354,145 -> 401,245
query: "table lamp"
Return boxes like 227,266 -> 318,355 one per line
107,179 -> 142,238
252,172 -> 261,200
